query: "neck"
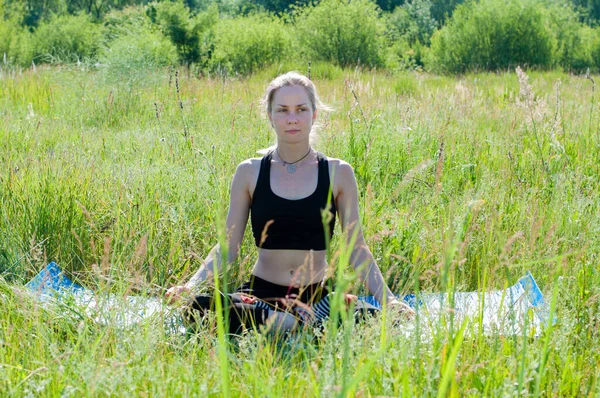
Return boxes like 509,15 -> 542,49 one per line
275,142 -> 312,163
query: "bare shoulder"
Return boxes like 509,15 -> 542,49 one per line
236,157 -> 263,196
236,157 -> 262,174
326,157 -> 355,182
325,156 -> 356,198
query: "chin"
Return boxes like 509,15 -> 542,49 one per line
278,133 -> 309,143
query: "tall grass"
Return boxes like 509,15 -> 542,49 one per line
0,66 -> 599,396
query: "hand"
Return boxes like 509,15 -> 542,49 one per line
387,299 -> 416,322
165,285 -> 191,304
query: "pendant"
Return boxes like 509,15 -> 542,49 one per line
286,164 -> 297,173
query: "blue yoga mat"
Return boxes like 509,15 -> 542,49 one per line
25,262 -> 550,335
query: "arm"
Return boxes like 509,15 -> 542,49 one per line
335,163 -> 413,315
166,161 -> 252,301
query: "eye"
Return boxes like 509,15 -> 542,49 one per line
277,108 -> 287,113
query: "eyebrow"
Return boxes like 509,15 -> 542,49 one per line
274,103 -> 309,107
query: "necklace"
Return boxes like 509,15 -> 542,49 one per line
276,147 -> 312,173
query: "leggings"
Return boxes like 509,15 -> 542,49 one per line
184,276 -> 377,335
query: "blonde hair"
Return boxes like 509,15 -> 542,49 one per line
258,72 -> 332,154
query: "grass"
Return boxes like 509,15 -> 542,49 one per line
0,64 -> 599,396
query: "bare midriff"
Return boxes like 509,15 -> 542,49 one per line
251,248 -> 328,287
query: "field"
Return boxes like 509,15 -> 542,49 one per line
1,64 -> 599,396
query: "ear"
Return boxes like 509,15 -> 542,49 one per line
268,112 -> 273,127
312,108 -> 318,124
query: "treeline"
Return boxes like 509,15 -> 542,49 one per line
1,0 -> 600,74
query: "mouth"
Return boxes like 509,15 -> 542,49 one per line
286,129 -> 301,134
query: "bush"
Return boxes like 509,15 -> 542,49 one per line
147,1 -> 218,66
384,0 -> 436,69
100,27 -> 178,79
558,25 -> 598,71
385,38 -> 424,70
388,0 -> 437,46
545,1 -> 597,72
32,14 -> 103,64
592,28 -> 600,70
295,0 -> 385,68
430,0 -> 465,25
148,1 -> 197,65
0,17 -> 34,66
103,6 -> 155,43
190,4 -> 219,67
210,14 -> 291,75
427,0 -> 556,73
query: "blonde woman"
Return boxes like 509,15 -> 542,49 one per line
166,72 -> 414,333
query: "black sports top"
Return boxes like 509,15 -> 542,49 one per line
250,151 -> 337,250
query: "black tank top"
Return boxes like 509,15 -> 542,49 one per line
250,151 -> 337,250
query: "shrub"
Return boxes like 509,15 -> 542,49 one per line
103,6 -> 154,43
190,4 -> 219,67
32,14 -> 103,64
558,25 -> 598,71
12,0 -> 66,28
430,0 -> 465,25
99,27 -> 178,79
385,38 -> 424,70
393,0 -> 437,46
427,0 -> 555,73
209,14 -> 291,75
384,0 -> 436,69
146,1 -> 218,66
251,0 -> 310,15
0,17 -> 34,66
545,1 -> 597,72
147,1 -> 198,65
591,27 -> 600,70
374,0 -> 404,12
295,0 -> 385,68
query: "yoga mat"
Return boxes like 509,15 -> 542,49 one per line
25,262 -> 550,336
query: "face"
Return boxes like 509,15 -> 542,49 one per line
268,85 -> 317,145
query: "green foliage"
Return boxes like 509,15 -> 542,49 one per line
209,0 -> 264,16
429,0 -> 464,25
592,27 -> 600,67
384,0 -> 435,69
295,0 -> 385,68
103,5 -> 154,42
385,38 -> 424,70
3,0 -> 67,27
190,4 -> 219,66
100,5 -> 184,76
400,0 -> 436,45
147,0 -> 200,65
65,0 -> 143,20
0,15 -> 34,66
374,0 -> 405,12
210,14 -> 291,75
571,0 -> 600,25
100,26 -> 178,79
427,0 -> 556,73
252,0 -> 309,14
32,14 -> 103,64
3,0 -> 600,74
546,1 -> 598,71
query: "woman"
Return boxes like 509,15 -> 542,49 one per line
166,72 -> 414,334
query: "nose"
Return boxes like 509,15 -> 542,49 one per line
287,111 -> 299,124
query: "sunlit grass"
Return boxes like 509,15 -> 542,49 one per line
0,65 -> 599,396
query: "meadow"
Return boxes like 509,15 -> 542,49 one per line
0,64 -> 599,396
